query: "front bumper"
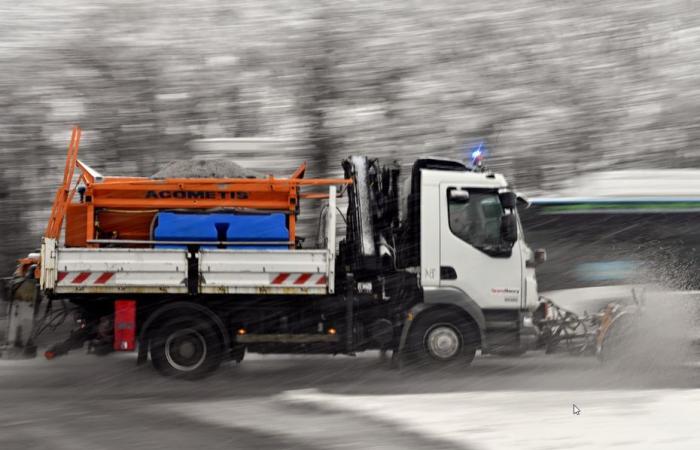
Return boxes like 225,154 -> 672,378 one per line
519,311 -> 539,350
482,310 -> 539,354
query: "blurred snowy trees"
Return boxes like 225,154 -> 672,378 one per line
2,0 -> 700,271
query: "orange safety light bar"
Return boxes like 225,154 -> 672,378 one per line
46,127 -> 351,247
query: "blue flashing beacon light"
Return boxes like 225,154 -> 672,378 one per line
467,141 -> 488,171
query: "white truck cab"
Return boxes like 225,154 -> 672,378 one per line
405,164 -> 541,355
421,169 -> 536,307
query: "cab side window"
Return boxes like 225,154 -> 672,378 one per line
447,189 -> 503,251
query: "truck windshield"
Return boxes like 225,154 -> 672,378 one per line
448,191 -> 506,254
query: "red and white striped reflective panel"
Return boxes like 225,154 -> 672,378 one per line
56,271 -> 115,285
270,273 -> 327,286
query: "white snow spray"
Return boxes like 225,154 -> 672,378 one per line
599,251 -> 700,382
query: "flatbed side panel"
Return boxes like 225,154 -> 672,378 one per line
53,248 -> 188,294
200,286 -> 327,295
199,249 -> 329,295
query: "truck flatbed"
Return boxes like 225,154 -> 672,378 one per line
40,185 -> 337,296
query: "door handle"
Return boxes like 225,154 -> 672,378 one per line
440,266 -> 457,280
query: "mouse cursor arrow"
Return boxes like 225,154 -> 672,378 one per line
573,404 -> 581,416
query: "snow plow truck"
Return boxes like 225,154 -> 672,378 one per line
0,127 -> 543,379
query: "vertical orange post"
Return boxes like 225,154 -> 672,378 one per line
288,214 -> 296,248
45,127 -> 81,239
288,185 -> 299,248
85,203 -> 96,247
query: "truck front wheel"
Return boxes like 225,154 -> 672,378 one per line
150,317 -> 224,380
407,310 -> 478,367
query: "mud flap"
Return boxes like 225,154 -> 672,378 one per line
392,303 -> 430,369
0,278 -> 40,359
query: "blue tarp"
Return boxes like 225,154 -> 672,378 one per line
153,212 -> 288,249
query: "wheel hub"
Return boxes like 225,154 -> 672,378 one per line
426,325 -> 461,360
165,328 -> 207,372
179,341 -> 196,359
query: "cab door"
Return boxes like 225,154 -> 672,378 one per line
438,184 -> 523,309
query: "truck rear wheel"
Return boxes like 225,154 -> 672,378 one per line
150,317 -> 224,380
407,309 -> 477,367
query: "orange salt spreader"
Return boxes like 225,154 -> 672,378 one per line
43,127 -> 350,253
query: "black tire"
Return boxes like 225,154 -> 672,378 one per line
150,316 -> 224,380
406,309 -> 478,367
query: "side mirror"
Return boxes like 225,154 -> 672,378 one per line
499,191 -> 517,209
516,192 -> 531,208
501,214 -> 518,243
534,248 -> 547,265
448,189 -> 470,204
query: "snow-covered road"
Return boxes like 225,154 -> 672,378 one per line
0,351 -> 698,449
277,388 -> 700,450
